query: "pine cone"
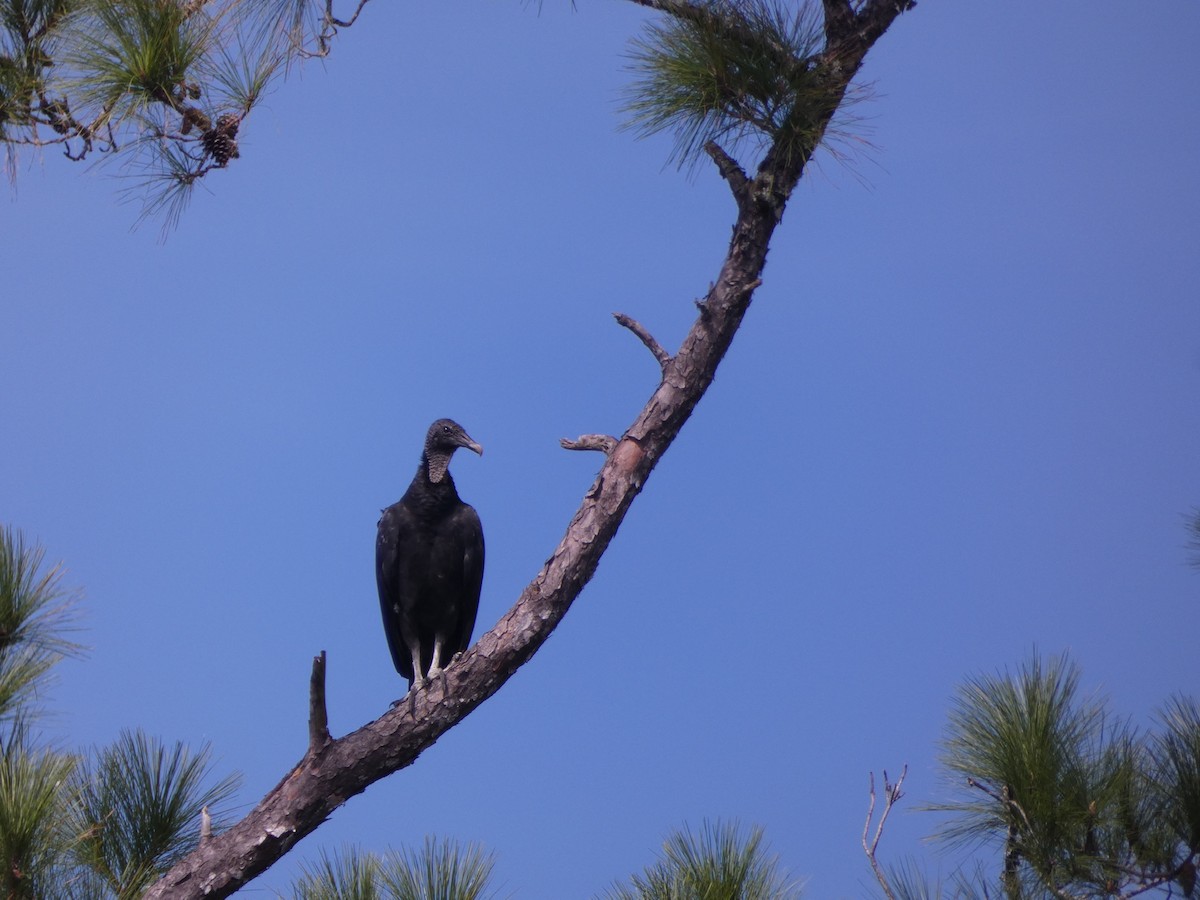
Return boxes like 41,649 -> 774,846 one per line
181,106 -> 210,136
202,129 -> 238,166
215,113 -> 240,138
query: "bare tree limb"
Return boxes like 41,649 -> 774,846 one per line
305,0 -> 375,58
614,313 -> 672,372
143,3 -> 913,896
328,0 -> 373,28
560,435 -> 618,454
1115,854 -> 1199,900
968,777 -> 1034,833
863,766 -> 907,900
308,651 -> 330,754
704,141 -> 750,207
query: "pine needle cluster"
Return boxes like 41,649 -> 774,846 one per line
600,819 -> 802,900
0,525 -> 241,899
924,653 -> 1200,899
0,526 -> 82,729
290,838 -> 500,900
621,0 -> 843,173
0,0 -> 350,227
66,730 -> 241,897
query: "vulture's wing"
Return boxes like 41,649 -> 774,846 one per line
376,502 -> 417,682
448,502 -> 484,656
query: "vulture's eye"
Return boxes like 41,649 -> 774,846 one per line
442,425 -> 451,434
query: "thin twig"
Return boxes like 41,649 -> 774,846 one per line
614,313 -> 672,372
966,776 -> 1004,802
968,778 -> 1033,832
863,765 -> 907,900
199,806 -> 212,846
306,0 -> 374,57
1116,857 -> 1195,900
560,435 -> 618,454
327,0 -> 373,28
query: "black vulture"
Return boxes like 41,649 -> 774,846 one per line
376,419 -> 484,689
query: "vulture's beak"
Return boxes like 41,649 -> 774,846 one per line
463,438 -> 483,457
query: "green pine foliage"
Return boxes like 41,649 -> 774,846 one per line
1188,509 -> 1200,569
0,526 -> 82,897
64,0 -> 210,116
600,819 -> 802,900
379,837 -> 498,900
621,0 -> 839,172
0,525 -> 83,728
64,729 -> 241,898
293,845 -> 385,900
0,734 -> 77,899
0,0 -> 295,225
919,652 -> 1200,899
1157,698 -> 1200,867
289,838 -> 499,900
0,525 -> 242,898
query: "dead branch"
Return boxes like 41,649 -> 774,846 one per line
305,0 -> 375,58
560,434 -> 618,454
614,313 -> 672,372
704,141 -> 749,206
968,777 -> 1033,832
308,651 -> 330,754
863,765 -> 907,900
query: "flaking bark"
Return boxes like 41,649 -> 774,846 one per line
143,3 -> 913,896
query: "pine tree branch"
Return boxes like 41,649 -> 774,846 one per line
704,141 -> 750,207
308,651 -> 330,753
853,0 -> 919,52
560,435 -> 619,454
142,6 -> 913,897
614,313 -> 672,372
820,0 -> 855,46
305,0 -> 375,58
863,766 -> 907,900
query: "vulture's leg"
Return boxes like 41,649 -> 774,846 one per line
427,636 -> 446,678
407,640 -> 426,688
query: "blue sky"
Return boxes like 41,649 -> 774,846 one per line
3,1 -> 1199,897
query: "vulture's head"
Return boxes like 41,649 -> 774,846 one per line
425,418 -> 483,460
